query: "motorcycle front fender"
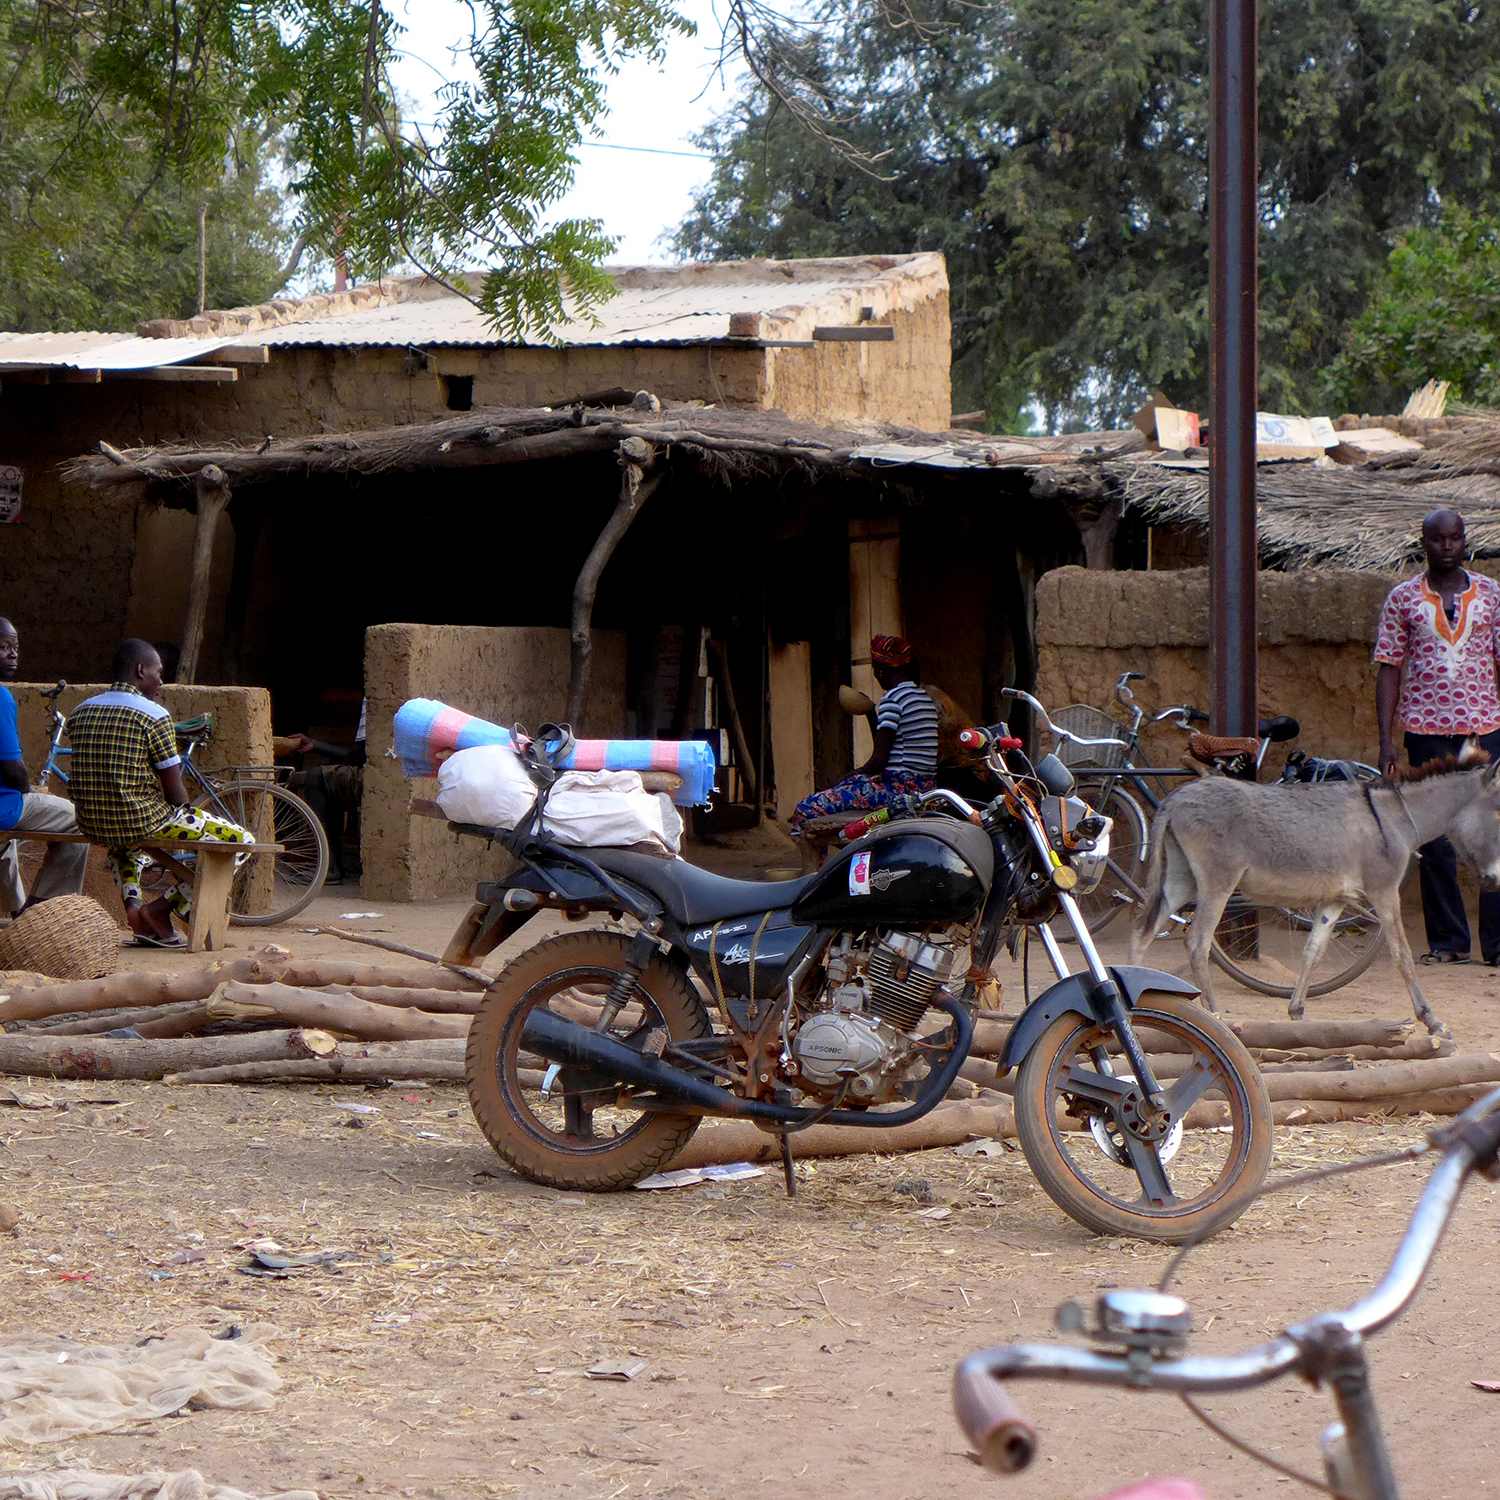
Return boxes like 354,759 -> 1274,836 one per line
995,966 -> 1199,1074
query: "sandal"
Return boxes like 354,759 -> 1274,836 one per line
1418,950 -> 1471,965
130,933 -> 187,950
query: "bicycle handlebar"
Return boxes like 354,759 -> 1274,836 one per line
954,1087 -> 1500,1473
1000,688 -> 1129,752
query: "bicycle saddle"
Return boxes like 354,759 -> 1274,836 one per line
173,714 -> 214,741
1188,731 -> 1260,764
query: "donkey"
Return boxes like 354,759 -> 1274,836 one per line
1128,748 -> 1500,1035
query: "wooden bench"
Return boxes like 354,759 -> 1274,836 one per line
0,830 -> 282,953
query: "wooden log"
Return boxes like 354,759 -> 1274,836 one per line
301,927 -> 488,986
273,961 -> 481,992
344,986 -> 482,1014
208,980 -> 470,1041
1275,1088 -> 1496,1125
1253,1037 -> 1454,1064
1260,1053 -> 1500,1102
165,1057 -> 466,1085
334,1038 -> 466,1060
0,1027 -> 328,1080
668,1099 -> 1017,1168
1228,1019 -> 1410,1050
25,1000 -> 213,1038
0,955 -> 286,1024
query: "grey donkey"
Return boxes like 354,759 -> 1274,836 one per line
1128,748 -> 1500,1035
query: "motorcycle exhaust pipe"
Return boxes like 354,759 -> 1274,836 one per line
519,997 -> 974,1129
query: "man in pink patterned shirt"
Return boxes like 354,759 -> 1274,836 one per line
1375,508 -> 1500,963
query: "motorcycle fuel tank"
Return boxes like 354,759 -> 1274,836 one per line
792,817 -> 994,930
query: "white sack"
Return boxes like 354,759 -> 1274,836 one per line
437,747 -> 682,854
0,1470 -> 317,1500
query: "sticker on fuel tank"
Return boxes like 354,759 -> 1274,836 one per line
849,851 -> 871,895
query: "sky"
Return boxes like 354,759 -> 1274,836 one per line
386,0 -> 748,265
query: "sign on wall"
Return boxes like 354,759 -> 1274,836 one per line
0,466 -> 19,524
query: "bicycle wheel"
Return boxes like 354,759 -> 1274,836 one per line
1209,895 -> 1383,998
199,780 -> 329,926
1070,783 -> 1150,935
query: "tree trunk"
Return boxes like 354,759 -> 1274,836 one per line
208,979 -> 470,1040
1259,1053 -> 1500,1101
567,443 -> 661,726
0,1027 -> 328,1080
0,953 -> 286,1024
166,1057 -> 465,1085
179,464 -> 231,684
1228,1018 -> 1411,1050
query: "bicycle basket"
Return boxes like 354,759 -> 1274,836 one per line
1049,704 -> 1129,768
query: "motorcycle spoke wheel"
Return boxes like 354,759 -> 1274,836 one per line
1013,994 -> 1271,1243
466,930 -> 712,1191
1210,896 -> 1382,998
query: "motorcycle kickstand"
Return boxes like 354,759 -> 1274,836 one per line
778,1132 -> 796,1197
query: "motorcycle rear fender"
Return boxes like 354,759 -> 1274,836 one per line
995,966 -> 1200,1075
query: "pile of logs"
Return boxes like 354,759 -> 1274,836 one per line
0,948 -> 478,1086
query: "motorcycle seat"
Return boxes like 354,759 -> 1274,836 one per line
590,848 -> 813,926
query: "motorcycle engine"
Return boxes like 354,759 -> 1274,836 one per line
791,932 -> 957,1104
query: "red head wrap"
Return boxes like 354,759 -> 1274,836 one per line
869,634 -> 913,667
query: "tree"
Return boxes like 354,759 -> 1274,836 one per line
1322,210 -> 1500,412
677,0 -> 1500,430
0,0 -> 691,335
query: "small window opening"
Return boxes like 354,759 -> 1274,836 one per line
443,375 -> 474,411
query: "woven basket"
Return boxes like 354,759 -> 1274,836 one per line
0,894 -> 122,981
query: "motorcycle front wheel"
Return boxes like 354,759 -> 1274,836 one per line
466,930 -> 713,1191
1013,993 -> 1271,1243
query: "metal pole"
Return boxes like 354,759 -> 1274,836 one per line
1208,0 -> 1259,737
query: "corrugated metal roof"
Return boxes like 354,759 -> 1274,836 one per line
234,274 -> 892,349
0,331 -> 233,369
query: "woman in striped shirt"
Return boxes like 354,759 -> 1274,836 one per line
789,634 -> 938,838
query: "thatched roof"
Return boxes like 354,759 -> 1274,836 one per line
1037,407 -> 1500,571
62,400 -> 1146,504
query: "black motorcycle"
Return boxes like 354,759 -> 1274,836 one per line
454,692 -> 1272,1243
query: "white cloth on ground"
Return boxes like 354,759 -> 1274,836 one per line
0,1470 -> 317,1500
0,1326 -> 284,1446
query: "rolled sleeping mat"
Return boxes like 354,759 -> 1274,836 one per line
392,698 -> 718,806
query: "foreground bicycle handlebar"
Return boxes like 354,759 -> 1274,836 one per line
954,1087 -> 1500,1493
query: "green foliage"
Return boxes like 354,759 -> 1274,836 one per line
0,0 -> 691,335
1323,210 -> 1500,412
678,0 -> 1500,430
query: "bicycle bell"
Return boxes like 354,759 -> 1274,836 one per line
1056,1289 -> 1192,1357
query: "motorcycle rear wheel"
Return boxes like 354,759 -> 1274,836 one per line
1013,994 -> 1271,1243
466,930 -> 712,1191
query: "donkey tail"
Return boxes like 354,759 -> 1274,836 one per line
1131,805 -> 1178,949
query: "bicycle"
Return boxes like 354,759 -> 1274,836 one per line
1023,676 -> 1386,1000
37,681 -> 329,926
953,1084 -> 1500,1500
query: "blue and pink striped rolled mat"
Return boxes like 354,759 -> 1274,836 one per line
392,698 -> 717,807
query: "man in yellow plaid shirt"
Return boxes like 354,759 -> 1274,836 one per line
67,640 -> 252,948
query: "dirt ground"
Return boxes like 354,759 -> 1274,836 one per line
2,879 -> 1500,1500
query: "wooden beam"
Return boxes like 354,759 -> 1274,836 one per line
812,326 -> 895,341
207,346 -> 270,364
106,365 -> 238,383
178,464 -> 230,684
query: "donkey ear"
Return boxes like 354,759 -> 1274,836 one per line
1483,755 -> 1500,786
1460,735 -> 1490,767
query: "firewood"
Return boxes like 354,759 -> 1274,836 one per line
0,1027 -> 332,1080
1228,1018 -> 1410,1050
1260,1053 -> 1500,1102
165,1057 -> 466,1085
0,954 -> 288,1024
299,927 -> 488,986
343,986 -> 482,1014
271,961 -> 481,992
962,1051 -> 1354,1097
1274,1088 -> 1496,1125
1252,1036 -> 1454,1063
24,1000 -> 213,1038
207,980 -> 470,1041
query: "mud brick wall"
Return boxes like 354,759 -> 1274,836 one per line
362,623 -> 626,903
1035,567 -> 1405,771
6,682 -> 271,779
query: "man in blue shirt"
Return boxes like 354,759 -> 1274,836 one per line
0,619 -> 88,915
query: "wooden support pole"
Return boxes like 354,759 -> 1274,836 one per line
178,463 -> 230,684
708,638 -> 759,807
566,440 -> 661,727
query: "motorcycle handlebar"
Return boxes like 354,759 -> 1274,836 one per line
954,1086 -> 1500,1475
